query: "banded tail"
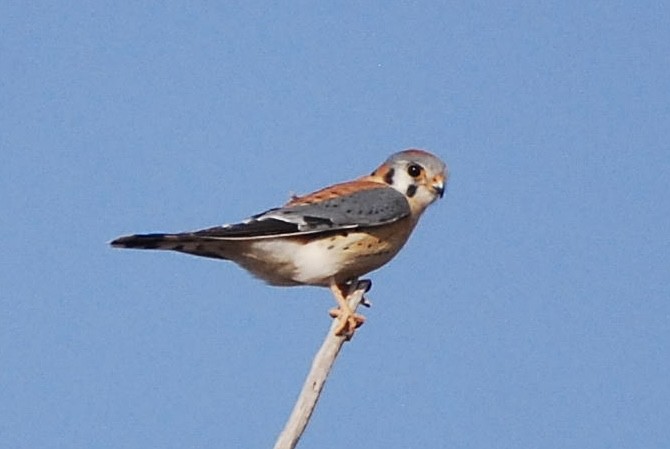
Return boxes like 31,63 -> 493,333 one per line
110,233 -> 234,260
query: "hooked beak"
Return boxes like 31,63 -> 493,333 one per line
432,176 -> 446,199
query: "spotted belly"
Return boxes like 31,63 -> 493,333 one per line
237,218 -> 416,286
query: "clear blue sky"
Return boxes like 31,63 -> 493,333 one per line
2,2 -> 668,448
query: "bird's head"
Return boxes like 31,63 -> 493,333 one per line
370,149 -> 448,215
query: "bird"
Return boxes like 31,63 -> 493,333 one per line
111,149 -> 448,337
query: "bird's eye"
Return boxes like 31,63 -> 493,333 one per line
407,164 -> 422,177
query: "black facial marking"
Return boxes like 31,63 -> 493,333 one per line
383,168 -> 395,185
406,184 -> 417,198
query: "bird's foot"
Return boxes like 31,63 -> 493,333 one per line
357,279 -> 372,292
329,307 -> 366,339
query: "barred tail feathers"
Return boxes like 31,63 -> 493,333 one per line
110,233 -> 233,260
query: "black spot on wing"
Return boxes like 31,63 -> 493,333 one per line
277,186 -> 411,229
177,186 -> 411,241
303,215 -> 334,226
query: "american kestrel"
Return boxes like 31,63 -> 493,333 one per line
111,149 -> 447,337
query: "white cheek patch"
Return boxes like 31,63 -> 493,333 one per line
417,186 -> 439,206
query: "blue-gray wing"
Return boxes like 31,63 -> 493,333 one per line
191,186 -> 410,240
110,185 -> 410,256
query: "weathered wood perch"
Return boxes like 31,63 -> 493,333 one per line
273,279 -> 371,449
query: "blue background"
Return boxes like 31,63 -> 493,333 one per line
2,2 -> 668,448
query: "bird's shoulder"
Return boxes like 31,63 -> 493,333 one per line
286,178 -> 392,206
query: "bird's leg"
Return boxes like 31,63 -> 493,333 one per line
328,281 -> 366,338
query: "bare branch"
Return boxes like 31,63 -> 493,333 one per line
273,280 -> 370,449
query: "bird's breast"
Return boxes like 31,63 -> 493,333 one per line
239,218 -> 416,286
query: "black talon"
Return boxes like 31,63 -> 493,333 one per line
358,279 -> 372,292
